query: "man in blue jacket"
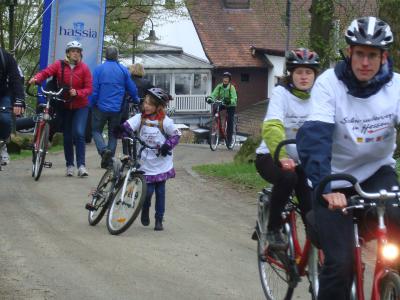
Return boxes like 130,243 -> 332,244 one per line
91,45 -> 139,168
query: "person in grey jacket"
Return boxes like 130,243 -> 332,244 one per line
90,45 -> 139,168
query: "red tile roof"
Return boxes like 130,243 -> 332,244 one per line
188,0 -> 311,68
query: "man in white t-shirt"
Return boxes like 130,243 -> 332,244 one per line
297,16 -> 400,300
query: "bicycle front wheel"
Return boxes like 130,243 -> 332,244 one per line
106,172 -> 147,235
33,122 -> 49,181
209,115 -> 219,151
380,271 -> 400,299
88,168 -> 115,226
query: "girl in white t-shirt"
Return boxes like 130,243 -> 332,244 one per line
118,88 -> 181,231
254,48 -> 320,250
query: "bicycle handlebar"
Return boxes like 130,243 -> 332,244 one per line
315,173 -> 400,210
40,86 -> 64,97
273,139 -> 296,164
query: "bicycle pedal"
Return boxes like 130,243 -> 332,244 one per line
44,162 -> 53,168
85,203 -> 96,211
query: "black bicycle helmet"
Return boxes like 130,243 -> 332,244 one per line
286,48 -> 320,71
223,71 -> 232,80
345,16 -> 393,49
146,87 -> 172,106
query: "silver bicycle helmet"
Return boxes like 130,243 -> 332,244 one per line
147,87 -> 172,106
65,40 -> 83,52
345,16 -> 393,49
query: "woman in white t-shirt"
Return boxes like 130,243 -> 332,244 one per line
254,48 -> 320,250
117,88 -> 181,231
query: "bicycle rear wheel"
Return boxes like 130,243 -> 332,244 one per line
380,271 -> 400,299
33,122 -> 49,181
106,172 -> 147,235
88,168 -> 115,226
209,115 -> 219,151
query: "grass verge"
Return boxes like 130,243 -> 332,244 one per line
9,144 -> 64,161
192,162 -> 266,192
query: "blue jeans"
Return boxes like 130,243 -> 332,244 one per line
0,95 -> 12,140
62,107 -> 89,167
91,107 -> 121,156
143,181 -> 166,220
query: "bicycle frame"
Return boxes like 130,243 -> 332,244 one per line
317,174 -> 400,300
352,201 -> 397,300
212,101 -> 227,139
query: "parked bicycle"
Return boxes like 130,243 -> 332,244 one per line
254,139 -> 321,300
206,97 -> 237,151
315,174 -> 400,300
86,134 -> 160,235
26,85 -> 65,181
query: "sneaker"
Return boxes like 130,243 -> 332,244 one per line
78,165 -> 89,177
154,219 -> 164,231
100,149 -> 112,169
266,229 -> 287,250
0,144 -> 10,166
66,165 -> 74,177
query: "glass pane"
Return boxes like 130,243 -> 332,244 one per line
154,73 -> 171,93
144,74 -> 154,85
175,73 -> 191,95
192,73 -> 208,95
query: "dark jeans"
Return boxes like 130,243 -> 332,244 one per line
314,165 -> 400,300
92,107 -> 122,156
0,95 -> 11,140
143,181 -> 166,220
255,153 -> 312,230
61,106 -> 89,167
214,104 -> 235,145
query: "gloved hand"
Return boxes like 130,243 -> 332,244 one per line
113,125 -> 127,139
205,96 -> 214,104
159,143 -> 171,157
224,98 -> 231,106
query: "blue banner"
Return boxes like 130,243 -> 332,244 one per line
40,0 -> 106,73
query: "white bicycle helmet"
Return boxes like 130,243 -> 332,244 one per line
345,16 -> 393,49
65,40 -> 83,52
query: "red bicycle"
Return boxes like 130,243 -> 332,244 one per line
255,139 -> 322,299
316,174 -> 400,299
206,97 -> 237,151
28,86 -> 64,181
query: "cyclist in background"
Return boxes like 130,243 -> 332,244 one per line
90,45 -> 139,169
0,47 -> 25,166
254,48 -> 320,250
29,40 -> 92,177
207,71 -> 237,146
296,17 -> 400,300
128,63 -> 154,102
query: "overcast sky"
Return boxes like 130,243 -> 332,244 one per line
138,3 -> 208,62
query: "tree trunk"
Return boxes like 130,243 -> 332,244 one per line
309,0 -> 334,68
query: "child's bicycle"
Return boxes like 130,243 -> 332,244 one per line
86,134 -> 160,235
26,85 -> 65,181
253,139 -> 321,300
206,97 -> 238,151
315,173 -> 400,300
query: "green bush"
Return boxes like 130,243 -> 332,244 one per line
234,136 -> 262,164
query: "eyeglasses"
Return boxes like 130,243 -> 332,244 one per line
352,50 -> 381,62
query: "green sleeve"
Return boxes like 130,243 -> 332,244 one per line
229,84 -> 237,106
262,119 -> 287,160
211,84 -> 221,100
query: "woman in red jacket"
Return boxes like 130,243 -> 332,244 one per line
29,40 -> 93,177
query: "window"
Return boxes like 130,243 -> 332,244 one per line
192,73 -> 208,95
145,73 -> 171,94
241,73 -> 249,82
174,73 -> 191,95
223,0 -> 250,9
154,73 -> 171,94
